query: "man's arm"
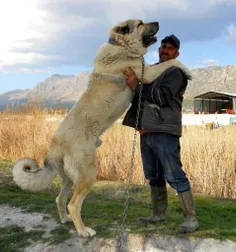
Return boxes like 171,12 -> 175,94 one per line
135,68 -> 186,107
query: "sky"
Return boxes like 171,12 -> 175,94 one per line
0,0 -> 236,94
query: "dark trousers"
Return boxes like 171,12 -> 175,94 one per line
140,133 -> 190,192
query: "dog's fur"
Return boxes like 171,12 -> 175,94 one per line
12,20 -> 192,237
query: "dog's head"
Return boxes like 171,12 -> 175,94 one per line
109,20 -> 159,55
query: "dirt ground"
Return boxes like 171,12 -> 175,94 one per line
1,205 -> 236,252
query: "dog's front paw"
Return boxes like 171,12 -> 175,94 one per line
166,59 -> 192,80
166,59 -> 180,67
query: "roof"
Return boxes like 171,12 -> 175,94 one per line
194,91 -> 236,100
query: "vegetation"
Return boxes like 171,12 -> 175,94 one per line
0,180 -> 236,251
0,106 -> 236,250
0,105 -> 235,198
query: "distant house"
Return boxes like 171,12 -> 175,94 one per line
193,91 -> 236,114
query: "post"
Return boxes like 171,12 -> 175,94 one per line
233,98 -> 236,114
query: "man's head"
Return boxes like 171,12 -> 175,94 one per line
159,34 -> 180,62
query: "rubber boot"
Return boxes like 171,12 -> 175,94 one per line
138,186 -> 167,223
178,189 -> 199,233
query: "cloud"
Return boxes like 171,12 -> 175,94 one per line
0,65 -> 55,74
193,59 -> 220,68
202,59 -> 220,66
0,0 -> 236,73
208,0 -> 236,5
225,24 -> 236,43
147,51 -> 159,65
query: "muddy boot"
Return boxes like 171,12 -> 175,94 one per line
178,189 -> 199,233
138,186 -> 167,223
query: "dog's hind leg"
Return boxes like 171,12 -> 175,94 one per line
56,175 -> 73,224
68,182 -> 96,237
67,155 -> 97,237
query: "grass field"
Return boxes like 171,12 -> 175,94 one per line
1,171 -> 236,251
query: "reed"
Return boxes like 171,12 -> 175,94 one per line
0,106 -> 235,198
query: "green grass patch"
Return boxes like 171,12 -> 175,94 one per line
0,159 -> 14,184
0,160 -> 236,251
0,225 -> 45,252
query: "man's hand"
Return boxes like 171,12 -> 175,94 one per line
123,67 -> 138,91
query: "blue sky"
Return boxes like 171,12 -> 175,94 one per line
0,0 -> 236,94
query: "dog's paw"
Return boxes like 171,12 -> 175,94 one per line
167,59 -> 192,80
78,227 -> 96,237
60,215 -> 72,224
86,227 -> 96,237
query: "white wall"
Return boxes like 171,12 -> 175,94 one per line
182,114 -> 236,126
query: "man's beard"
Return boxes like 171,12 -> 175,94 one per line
159,54 -> 172,62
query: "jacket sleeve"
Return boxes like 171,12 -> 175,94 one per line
135,68 -> 185,107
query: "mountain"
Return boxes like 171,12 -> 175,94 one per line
0,89 -> 30,110
0,65 -> 236,110
186,65 -> 236,99
29,73 -> 89,102
0,73 -> 90,110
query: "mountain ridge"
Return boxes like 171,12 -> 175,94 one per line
1,65 -> 236,109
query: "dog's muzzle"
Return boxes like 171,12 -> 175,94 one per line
142,22 -> 159,48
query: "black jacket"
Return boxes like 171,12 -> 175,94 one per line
122,66 -> 188,136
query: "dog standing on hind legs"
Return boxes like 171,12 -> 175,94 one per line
12,19 -> 192,237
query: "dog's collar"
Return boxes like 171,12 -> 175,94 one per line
108,37 -> 122,46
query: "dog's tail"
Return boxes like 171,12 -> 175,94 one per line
12,158 -> 58,192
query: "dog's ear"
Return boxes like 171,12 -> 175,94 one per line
114,25 -> 130,35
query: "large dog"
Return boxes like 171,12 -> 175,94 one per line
13,20 -> 191,237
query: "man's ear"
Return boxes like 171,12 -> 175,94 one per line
114,25 -> 130,35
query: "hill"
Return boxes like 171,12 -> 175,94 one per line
1,65 -> 236,110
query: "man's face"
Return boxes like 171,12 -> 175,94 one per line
159,42 -> 179,62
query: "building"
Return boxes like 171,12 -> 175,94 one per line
193,91 -> 236,114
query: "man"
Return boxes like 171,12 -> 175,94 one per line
122,35 -> 199,233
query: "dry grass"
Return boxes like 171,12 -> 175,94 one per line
181,125 -> 236,198
0,106 -> 235,198
0,104 -> 63,165
97,124 -> 144,184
